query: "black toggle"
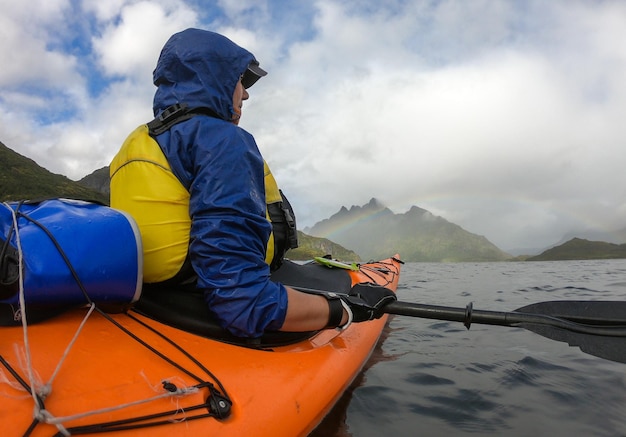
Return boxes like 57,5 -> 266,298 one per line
207,391 -> 232,419
162,381 -> 178,392
464,302 -> 473,330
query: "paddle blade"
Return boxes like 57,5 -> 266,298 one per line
516,301 -> 626,364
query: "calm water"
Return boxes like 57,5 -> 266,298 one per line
312,260 -> 626,437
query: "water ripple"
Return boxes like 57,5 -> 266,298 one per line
405,372 -> 455,386
500,356 -> 573,387
409,389 -> 510,433
335,261 -> 626,437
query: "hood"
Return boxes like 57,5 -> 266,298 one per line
152,28 -> 258,121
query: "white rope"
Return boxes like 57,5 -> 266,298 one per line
36,385 -> 199,425
0,370 -> 30,396
46,302 -> 96,388
2,203 -> 39,407
36,409 -> 71,436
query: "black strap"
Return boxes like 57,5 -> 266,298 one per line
147,103 -> 221,137
267,190 -> 299,271
326,298 -> 344,328
0,226 -> 19,300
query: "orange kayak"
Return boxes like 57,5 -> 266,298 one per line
0,256 -> 402,436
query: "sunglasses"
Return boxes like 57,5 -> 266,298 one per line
241,61 -> 267,89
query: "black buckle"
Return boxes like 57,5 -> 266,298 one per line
157,103 -> 189,124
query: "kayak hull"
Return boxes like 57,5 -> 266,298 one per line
0,256 -> 401,436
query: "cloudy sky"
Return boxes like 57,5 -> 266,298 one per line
1,0 -> 625,252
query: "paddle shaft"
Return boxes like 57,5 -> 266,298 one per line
298,284 -> 626,362
383,301 -> 626,337
385,301 -> 512,326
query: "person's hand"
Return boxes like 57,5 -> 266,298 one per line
341,283 -> 396,322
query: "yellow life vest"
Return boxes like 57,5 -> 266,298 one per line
264,160 -> 281,267
110,122 -> 296,283
110,125 -> 191,283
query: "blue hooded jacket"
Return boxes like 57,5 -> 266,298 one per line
151,29 -> 288,337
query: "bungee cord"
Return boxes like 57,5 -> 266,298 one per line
0,201 -> 231,435
358,257 -> 402,287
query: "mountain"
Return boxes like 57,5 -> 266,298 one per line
306,198 -> 511,262
0,141 -> 108,204
527,238 -> 626,261
78,167 -> 110,196
552,228 -> 626,246
508,226 -> 626,257
286,231 -> 360,261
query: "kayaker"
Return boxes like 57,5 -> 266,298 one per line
110,28 -> 395,338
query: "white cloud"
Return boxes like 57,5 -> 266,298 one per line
216,0 -> 268,20
82,0 -> 128,21
0,1 -> 79,88
92,1 -> 198,78
0,0 -> 200,178
242,0 -> 626,249
1,0 -> 626,250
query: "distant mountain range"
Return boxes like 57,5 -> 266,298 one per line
550,228 -> 626,248
305,198 -> 511,262
2,139 -> 625,262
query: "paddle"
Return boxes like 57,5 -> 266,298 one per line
383,300 -> 626,364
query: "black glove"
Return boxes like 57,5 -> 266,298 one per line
341,283 -> 397,323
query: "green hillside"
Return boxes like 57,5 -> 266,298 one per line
527,238 -> 626,261
0,141 -> 108,204
287,231 -> 360,261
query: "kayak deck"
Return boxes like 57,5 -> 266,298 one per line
0,256 -> 401,436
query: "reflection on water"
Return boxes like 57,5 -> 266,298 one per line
310,322 -> 401,437
311,260 -> 626,437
